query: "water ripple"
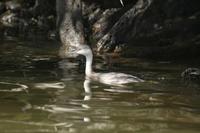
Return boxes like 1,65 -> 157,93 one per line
0,82 -> 28,92
34,82 -> 65,89
34,104 -> 87,113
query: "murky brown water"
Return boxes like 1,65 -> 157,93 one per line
0,38 -> 200,133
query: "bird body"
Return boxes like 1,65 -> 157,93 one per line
91,72 -> 144,86
76,45 -> 144,86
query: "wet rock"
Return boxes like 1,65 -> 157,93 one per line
5,1 -> 21,12
92,9 -> 120,40
181,68 -> 200,82
58,0 -> 86,58
0,0 -> 56,38
91,0 -> 200,59
0,11 -> 19,27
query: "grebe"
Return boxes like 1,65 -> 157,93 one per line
75,45 -> 144,86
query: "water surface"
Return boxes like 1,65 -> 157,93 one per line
0,38 -> 200,133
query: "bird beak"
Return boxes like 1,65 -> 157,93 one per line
120,0 -> 124,7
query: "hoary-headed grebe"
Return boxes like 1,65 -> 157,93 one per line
76,45 -> 144,86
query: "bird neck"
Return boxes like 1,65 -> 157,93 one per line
85,53 -> 93,76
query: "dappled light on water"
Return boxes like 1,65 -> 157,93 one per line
0,82 -> 28,92
0,39 -> 200,133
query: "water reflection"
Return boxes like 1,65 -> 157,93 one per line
0,81 -> 28,92
83,78 -> 92,101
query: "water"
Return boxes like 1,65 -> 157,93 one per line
0,38 -> 200,133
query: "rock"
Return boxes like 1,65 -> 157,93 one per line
90,0 -> 200,59
5,1 -> 21,12
0,11 -> 18,27
181,68 -> 200,82
58,0 -> 86,57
